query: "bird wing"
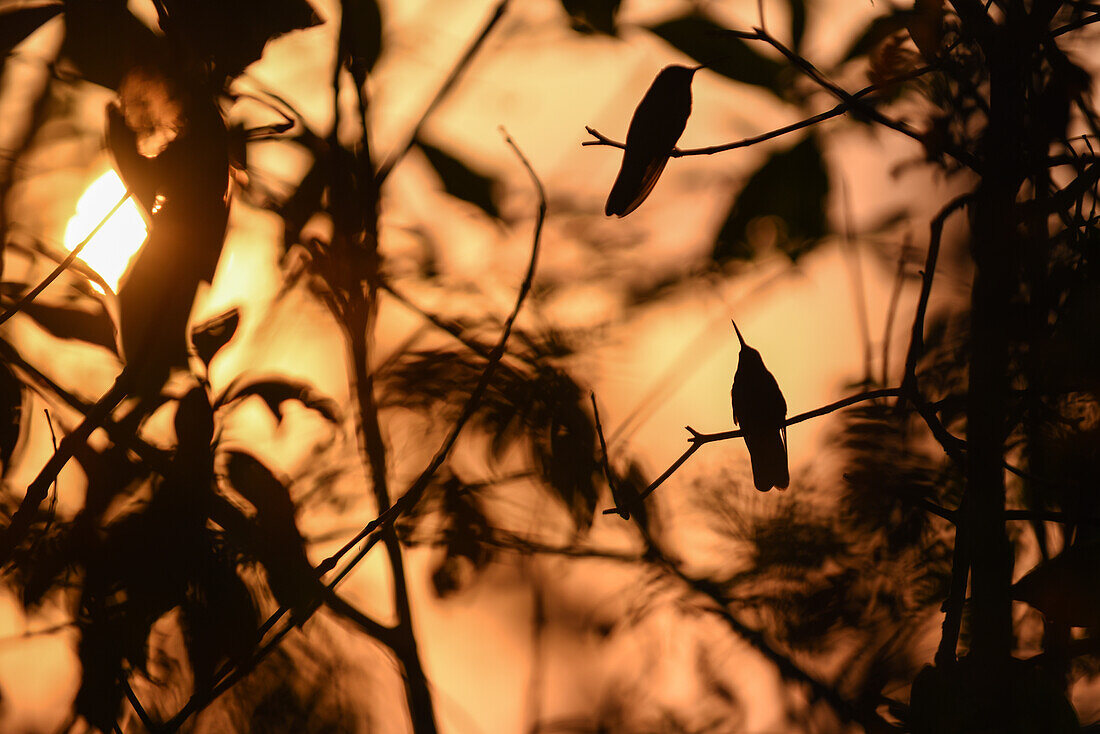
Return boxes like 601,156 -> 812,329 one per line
606,153 -> 671,217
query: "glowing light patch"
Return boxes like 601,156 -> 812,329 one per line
63,170 -> 149,292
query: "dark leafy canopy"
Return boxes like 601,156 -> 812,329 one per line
712,135 -> 829,263
416,137 -> 500,218
0,362 -> 21,473
647,13 -> 787,98
559,0 -> 622,35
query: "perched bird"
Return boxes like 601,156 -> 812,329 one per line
605,64 -> 699,217
730,320 -> 789,491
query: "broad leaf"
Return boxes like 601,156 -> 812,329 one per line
342,0 -> 383,78
0,362 -> 21,473
559,0 -> 621,35
59,0 -> 161,91
840,12 -> 909,62
217,376 -> 341,423
17,299 -> 117,352
190,307 -> 240,367
647,14 -> 788,97
786,0 -> 807,51
225,452 -> 319,618
0,1 -> 62,58
158,0 -> 322,81
712,135 -> 830,263
416,138 -> 499,219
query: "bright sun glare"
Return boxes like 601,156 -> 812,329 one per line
63,170 -> 149,292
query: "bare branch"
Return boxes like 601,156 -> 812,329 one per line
583,66 -> 937,158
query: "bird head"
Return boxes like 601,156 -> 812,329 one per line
656,64 -> 701,88
731,319 -> 763,364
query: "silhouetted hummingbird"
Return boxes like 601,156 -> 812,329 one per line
730,320 -> 789,491
604,64 -> 700,217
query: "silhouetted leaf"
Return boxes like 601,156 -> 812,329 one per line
0,1 -> 62,58
382,349 -> 601,529
17,299 -> 117,352
1013,542 -> 1100,627
416,138 -> 499,218
190,307 -> 240,367
217,376 -> 341,424
59,0 -> 161,91
840,12 -> 909,62
647,14 -> 787,97
181,544 -> 259,687
712,135 -> 830,263
559,0 -> 621,35
0,362 -> 22,472
277,157 -> 326,251
225,452 -> 319,618
342,0 -> 383,79
158,0 -> 321,81
786,0 -> 807,51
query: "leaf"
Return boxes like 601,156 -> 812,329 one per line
1013,542 -> 1100,627
416,138 -> 499,218
190,307 -> 240,367
0,361 -> 23,471
158,0 -> 322,81
181,544 -> 259,688
225,452 -> 320,618
217,376 -> 341,424
840,12 -> 909,63
17,299 -> 118,352
342,0 -> 383,79
647,14 -> 788,97
559,0 -> 621,35
712,135 -> 830,263
0,1 -> 62,58
785,0 -> 807,51
59,0 -> 162,91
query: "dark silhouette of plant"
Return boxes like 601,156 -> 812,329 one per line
0,0 -> 1098,732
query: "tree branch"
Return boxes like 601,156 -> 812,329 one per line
583,66 -> 936,158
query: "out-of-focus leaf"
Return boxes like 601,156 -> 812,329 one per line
342,0 -> 383,79
416,138 -> 499,219
786,0 -> 807,51
158,0 -> 321,81
712,135 -> 830,263
559,0 -> 621,35
181,545 -> 259,687
840,12 -> 909,62
225,452 -> 319,618
278,158 -> 326,251
59,0 -> 161,91
647,14 -> 787,97
16,299 -> 117,352
190,307 -> 240,367
217,376 -> 341,424
382,349 -> 600,529
432,478 -> 491,598
1013,541 -> 1100,627
0,361 -> 22,472
0,1 -> 62,58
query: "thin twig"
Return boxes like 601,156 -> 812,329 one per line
0,193 -> 128,327
375,0 -> 510,185
583,66 -> 936,157
319,129 -> 545,581
589,393 -> 626,519
604,387 -> 903,516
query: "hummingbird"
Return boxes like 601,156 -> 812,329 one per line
604,64 -> 700,218
730,320 -> 789,491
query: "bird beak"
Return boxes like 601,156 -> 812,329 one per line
731,319 -> 746,348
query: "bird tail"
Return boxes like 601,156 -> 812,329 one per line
744,429 -> 789,492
